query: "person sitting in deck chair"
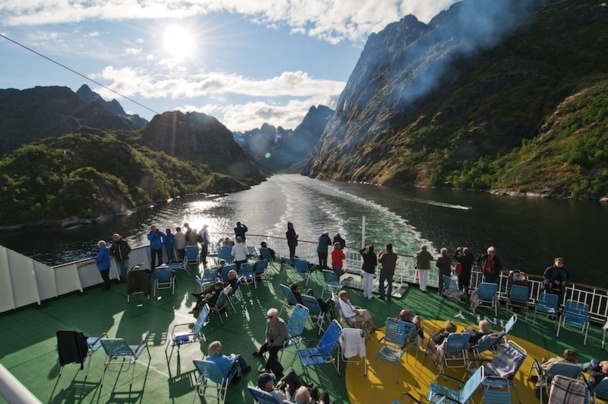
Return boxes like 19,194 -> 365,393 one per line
252,308 -> 289,374
396,309 -> 424,341
260,241 -> 276,260
190,281 -> 224,317
465,319 -> 492,345
205,340 -> 251,383
257,372 -> 327,403
336,290 -> 377,333
425,320 -> 457,361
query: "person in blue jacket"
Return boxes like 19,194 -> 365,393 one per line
147,225 -> 165,270
94,240 -> 112,290
164,228 -> 176,262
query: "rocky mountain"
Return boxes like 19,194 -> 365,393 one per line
138,111 -> 267,185
237,105 -> 333,172
0,86 -> 140,156
76,84 -> 148,127
304,0 -> 608,199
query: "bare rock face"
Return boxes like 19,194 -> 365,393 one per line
303,0 -> 608,199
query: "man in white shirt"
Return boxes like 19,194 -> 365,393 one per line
336,290 -> 378,333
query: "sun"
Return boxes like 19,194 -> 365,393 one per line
163,25 -> 195,61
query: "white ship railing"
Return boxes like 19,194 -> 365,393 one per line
1,237 -> 607,324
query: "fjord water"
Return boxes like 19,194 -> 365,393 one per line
0,174 -> 605,285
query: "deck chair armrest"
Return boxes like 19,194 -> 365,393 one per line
432,373 -> 465,387
135,339 -> 148,353
171,322 -> 194,329
90,331 -> 109,345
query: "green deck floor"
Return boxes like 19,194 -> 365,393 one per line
0,263 -> 605,403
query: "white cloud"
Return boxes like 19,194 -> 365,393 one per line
125,47 -> 141,55
1,0 -> 458,43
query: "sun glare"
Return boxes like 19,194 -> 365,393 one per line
163,25 -> 195,61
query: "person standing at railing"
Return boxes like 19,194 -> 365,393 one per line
231,236 -> 248,272
317,232 -> 332,269
378,243 -> 398,301
198,225 -> 211,268
110,233 -> 131,283
94,240 -> 112,290
331,242 -> 346,282
147,225 -> 165,271
476,246 -> 502,284
174,226 -> 187,261
415,245 -> 433,293
164,228 -> 176,262
436,247 -> 452,295
543,257 -> 569,302
333,232 -> 346,249
234,221 -> 248,241
360,245 -> 377,301
286,222 -> 299,259
454,247 -> 474,301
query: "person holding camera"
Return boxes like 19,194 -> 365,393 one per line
147,225 -> 165,271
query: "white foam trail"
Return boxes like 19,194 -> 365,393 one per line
403,197 -> 472,210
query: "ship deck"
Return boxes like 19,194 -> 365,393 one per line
1,260 -> 607,404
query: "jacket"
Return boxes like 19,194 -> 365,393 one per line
360,248 -> 377,274
95,247 -> 111,271
378,250 -> 398,277
110,238 -> 131,260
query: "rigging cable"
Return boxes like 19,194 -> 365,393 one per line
0,33 -> 160,116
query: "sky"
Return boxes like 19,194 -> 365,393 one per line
0,0 -> 458,132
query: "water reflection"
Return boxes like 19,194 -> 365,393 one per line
0,174 -> 605,286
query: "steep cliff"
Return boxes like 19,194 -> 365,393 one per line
304,0 -> 608,198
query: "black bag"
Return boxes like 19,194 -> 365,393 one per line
266,359 -> 284,376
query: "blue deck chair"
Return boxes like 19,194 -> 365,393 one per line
321,269 -> 342,299
247,245 -> 258,258
590,377 -> 608,402
278,283 -> 299,317
192,359 -> 237,404
293,258 -> 313,285
209,291 -> 229,324
470,332 -> 503,360
219,264 -> 237,282
252,260 -> 269,289
195,266 -> 219,292
217,245 -> 233,264
301,294 -> 328,335
501,314 -> 517,343
376,318 -> 408,382
56,330 -> 107,377
602,319 -> 608,349
153,266 -> 175,296
339,328 -> 367,376
279,304 -> 309,363
247,386 -> 283,404
100,338 -> 150,387
296,319 -> 343,375
391,391 -> 422,403
507,285 -> 531,320
427,365 -> 484,403
442,275 -> 466,319
400,321 -> 422,360
438,332 -> 470,372
534,292 -> 559,324
466,340 -> 527,398
225,276 -> 245,313
532,360 -> 583,403
472,282 -> 499,317
259,247 -> 278,272
557,300 -> 590,345
549,375 -> 589,404
183,245 -> 199,273
239,263 -> 254,287
483,381 -> 512,404
165,304 -> 209,360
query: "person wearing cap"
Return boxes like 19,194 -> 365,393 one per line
252,308 -> 289,373
205,341 -> 251,382
543,257 -> 569,300
231,236 -> 248,272
317,232 -> 332,269
94,240 -> 112,290
234,221 -> 248,241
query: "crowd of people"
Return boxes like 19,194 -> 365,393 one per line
88,220 -> 594,403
